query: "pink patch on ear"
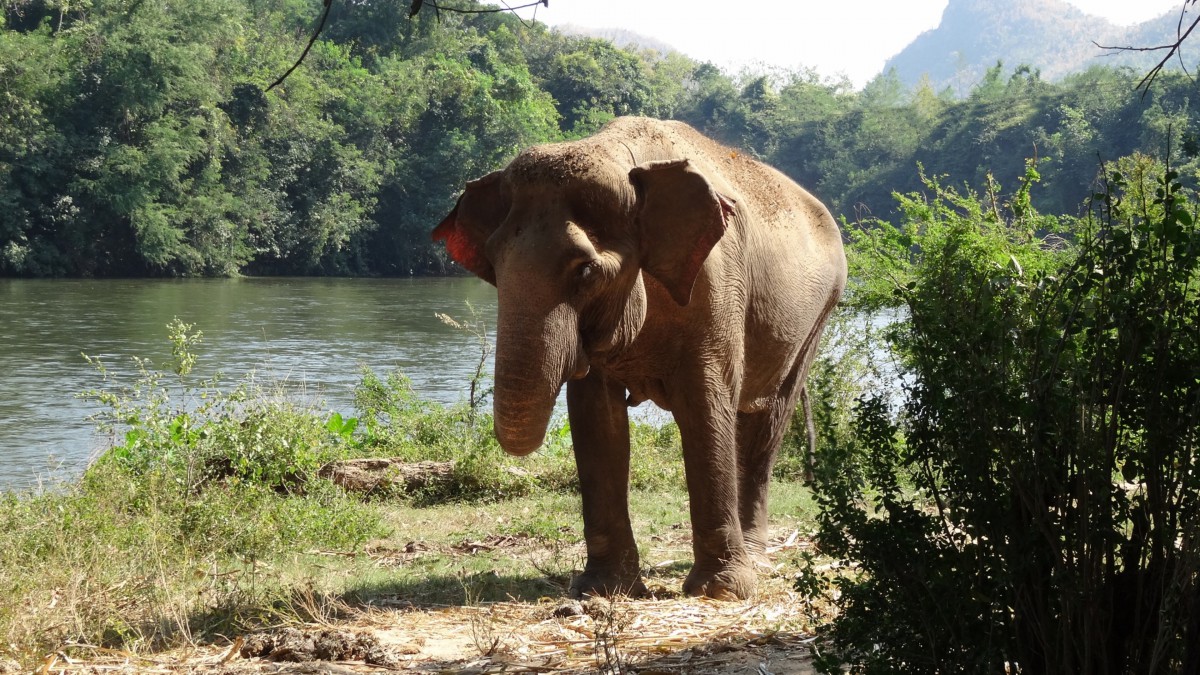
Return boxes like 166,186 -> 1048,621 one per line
432,211 -> 493,282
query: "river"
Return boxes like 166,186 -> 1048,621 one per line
0,277 -> 502,490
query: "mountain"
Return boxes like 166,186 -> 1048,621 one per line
884,0 -> 1183,94
552,24 -> 678,57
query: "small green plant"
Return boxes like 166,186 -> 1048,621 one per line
436,302 -> 495,419
80,318 -> 219,481
324,411 -> 359,443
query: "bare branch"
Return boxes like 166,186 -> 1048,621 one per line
1136,12 -> 1200,96
1092,41 -> 1188,54
1094,1 -> 1200,97
266,0 -> 333,92
424,0 -> 546,15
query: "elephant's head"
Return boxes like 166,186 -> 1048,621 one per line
433,142 -> 736,456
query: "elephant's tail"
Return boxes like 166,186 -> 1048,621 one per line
801,386 -> 817,483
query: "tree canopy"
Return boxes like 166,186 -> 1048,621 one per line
2,0 -> 1199,277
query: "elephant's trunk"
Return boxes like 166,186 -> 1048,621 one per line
492,302 -> 586,457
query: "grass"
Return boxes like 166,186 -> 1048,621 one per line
0,477 -> 824,670
0,321 -> 830,671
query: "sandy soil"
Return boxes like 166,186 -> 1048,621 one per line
28,597 -> 819,673
22,522 -> 826,674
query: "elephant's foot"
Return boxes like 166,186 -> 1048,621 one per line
569,571 -> 647,598
569,563 -> 647,599
682,560 -> 758,600
742,532 -> 774,571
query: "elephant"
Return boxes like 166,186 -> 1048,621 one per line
432,117 -> 846,600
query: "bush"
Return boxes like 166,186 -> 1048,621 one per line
352,366 -> 541,502
82,319 -> 356,492
810,158 -> 1200,673
354,366 -> 484,460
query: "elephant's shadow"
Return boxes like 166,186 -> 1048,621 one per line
343,570 -> 566,607
337,561 -> 694,608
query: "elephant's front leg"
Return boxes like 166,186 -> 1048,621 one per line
674,390 -> 758,600
566,370 -> 646,598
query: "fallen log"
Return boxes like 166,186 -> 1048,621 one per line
317,458 -> 455,494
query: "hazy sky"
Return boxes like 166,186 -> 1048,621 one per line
500,0 -> 1189,88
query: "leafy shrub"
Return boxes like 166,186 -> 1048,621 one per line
810,158 -> 1200,673
352,366 -> 535,502
353,366 -> 478,460
82,319 -> 357,492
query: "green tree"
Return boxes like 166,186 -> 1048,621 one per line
0,13 -> 70,274
531,35 -> 655,136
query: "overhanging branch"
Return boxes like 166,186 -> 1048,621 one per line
266,0 -> 548,92
1094,0 -> 1200,97
266,0 -> 333,92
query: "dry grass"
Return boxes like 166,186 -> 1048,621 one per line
30,522 -> 829,674
3,327 -> 839,673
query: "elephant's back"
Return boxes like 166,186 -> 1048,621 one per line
600,116 -> 847,303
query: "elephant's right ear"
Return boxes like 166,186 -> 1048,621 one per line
630,159 -> 735,306
432,171 -> 510,285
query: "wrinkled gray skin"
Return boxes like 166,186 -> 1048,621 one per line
433,117 -> 846,600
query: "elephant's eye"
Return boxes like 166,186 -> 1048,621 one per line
577,260 -> 602,286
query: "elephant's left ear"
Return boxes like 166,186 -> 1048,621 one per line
432,170 -> 509,285
630,159 -> 736,306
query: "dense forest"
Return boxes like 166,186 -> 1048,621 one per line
2,0 -> 1198,277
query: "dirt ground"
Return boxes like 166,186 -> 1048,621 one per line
29,599 -> 818,674
26,528 -> 825,674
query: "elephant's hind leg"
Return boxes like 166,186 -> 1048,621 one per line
566,370 -> 647,598
736,355 -> 809,558
673,385 -> 759,600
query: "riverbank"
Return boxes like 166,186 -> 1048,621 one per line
0,321 -> 828,672
7,488 -> 823,674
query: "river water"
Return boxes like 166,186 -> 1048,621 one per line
0,277 -> 502,490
